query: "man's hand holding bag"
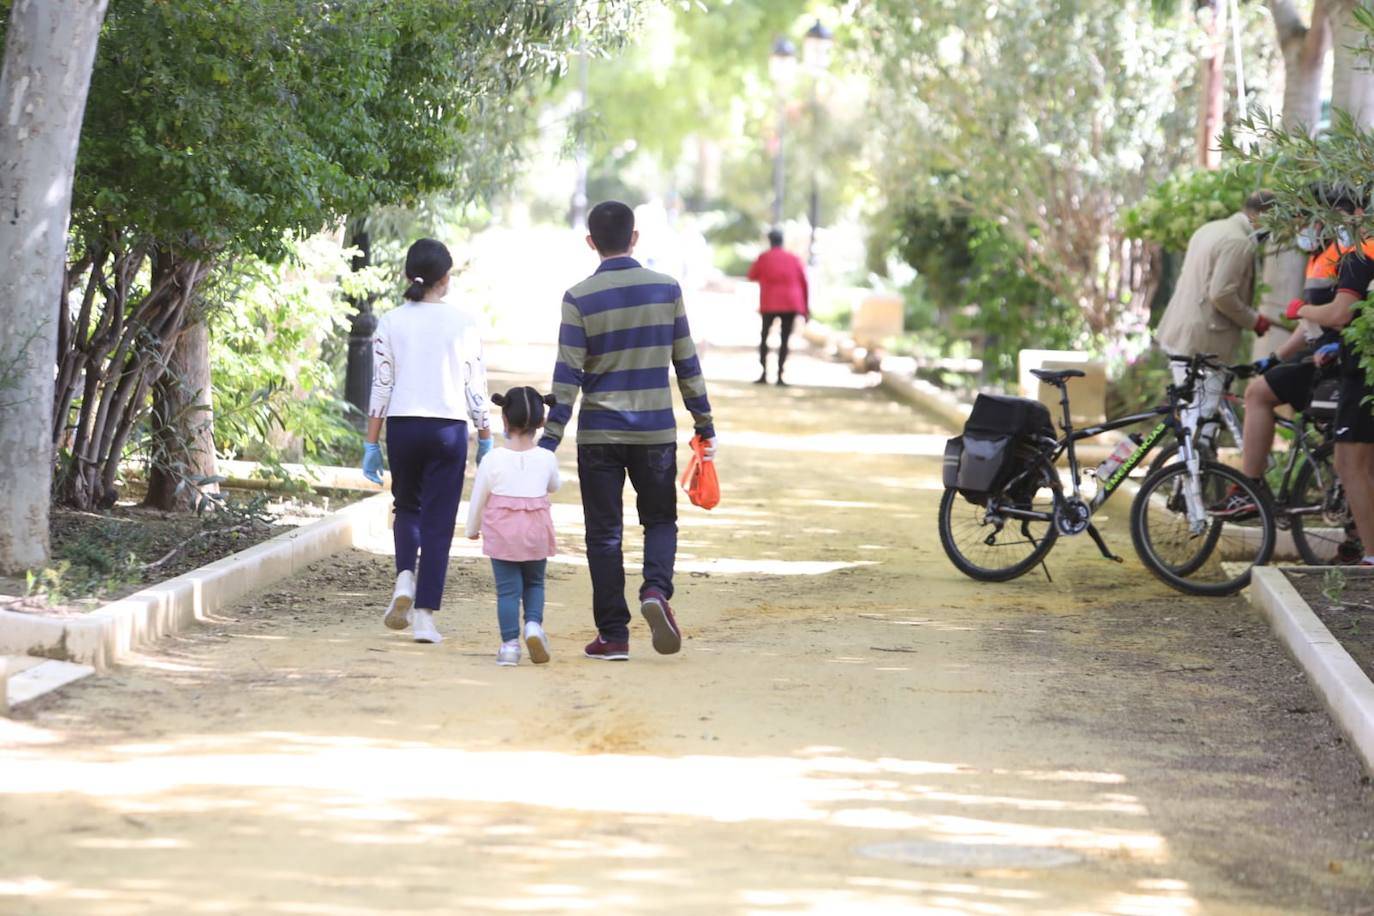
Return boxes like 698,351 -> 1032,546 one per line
680,435 -> 720,510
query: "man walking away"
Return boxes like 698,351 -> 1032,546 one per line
1154,191 -> 1275,445
541,200 -> 718,661
747,228 -> 809,386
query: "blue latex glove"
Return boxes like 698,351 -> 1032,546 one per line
1315,342 -> 1340,366
362,442 -> 384,484
476,436 -> 493,465
1252,354 -> 1278,375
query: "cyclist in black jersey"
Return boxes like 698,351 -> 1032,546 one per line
1292,236 -> 1374,566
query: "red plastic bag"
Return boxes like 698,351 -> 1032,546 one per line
680,435 -> 719,510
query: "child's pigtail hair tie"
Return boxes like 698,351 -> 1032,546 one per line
542,393 -> 557,407
490,392 -> 507,407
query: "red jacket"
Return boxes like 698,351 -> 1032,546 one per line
747,248 -> 809,317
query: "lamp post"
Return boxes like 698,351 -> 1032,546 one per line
802,20 -> 833,264
769,37 -> 796,227
343,220 -> 376,429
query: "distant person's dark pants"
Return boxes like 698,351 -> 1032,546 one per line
760,312 -> 798,373
577,442 -> 677,642
386,417 -> 468,611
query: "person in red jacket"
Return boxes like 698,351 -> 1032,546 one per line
746,229 -> 809,386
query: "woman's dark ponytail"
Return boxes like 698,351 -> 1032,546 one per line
494,386 -> 554,433
402,238 -> 454,302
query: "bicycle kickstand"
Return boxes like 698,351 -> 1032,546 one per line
1086,524 -> 1124,563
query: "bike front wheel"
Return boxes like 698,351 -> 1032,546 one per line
938,463 -> 1059,582
1129,460 -> 1275,596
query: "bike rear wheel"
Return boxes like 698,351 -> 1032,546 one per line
1129,460 -> 1275,596
1289,444 -> 1359,565
938,463 -> 1059,582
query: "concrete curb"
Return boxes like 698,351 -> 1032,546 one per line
4,660 -> 95,708
0,492 -> 390,671
1248,566 -> 1374,776
878,370 -> 972,433
216,459 -> 385,493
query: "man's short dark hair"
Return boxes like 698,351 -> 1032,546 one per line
1244,190 -> 1277,215
767,228 -> 784,248
587,201 -> 635,255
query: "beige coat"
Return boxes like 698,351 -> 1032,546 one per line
1154,211 -> 1260,362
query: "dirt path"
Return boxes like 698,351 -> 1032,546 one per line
2,344 -> 1373,915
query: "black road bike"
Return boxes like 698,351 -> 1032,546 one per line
938,354 -> 1276,595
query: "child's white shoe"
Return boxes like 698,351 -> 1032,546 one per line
497,639 -> 521,666
383,570 -> 415,630
524,621 -> 550,664
410,609 -> 442,644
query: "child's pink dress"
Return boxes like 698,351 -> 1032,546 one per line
464,447 -> 559,560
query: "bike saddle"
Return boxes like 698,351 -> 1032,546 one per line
1030,368 -> 1085,383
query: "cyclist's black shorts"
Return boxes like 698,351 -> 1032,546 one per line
1335,370 -> 1374,443
1264,361 -> 1319,410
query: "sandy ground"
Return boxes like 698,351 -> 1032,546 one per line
3,315 -> 1374,914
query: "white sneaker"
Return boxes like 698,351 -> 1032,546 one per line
524,621 -> 550,664
496,639 -> 521,666
383,570 -> 415,630
410,609 -> 442,644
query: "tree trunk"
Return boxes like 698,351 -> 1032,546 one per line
1335,0 -> 1374,125
144,320 -> 218,512
1259,0 -> 1333,355
0,0 -> 108,573
1197,0 -> 1229,169
1331,0 -> 1374,126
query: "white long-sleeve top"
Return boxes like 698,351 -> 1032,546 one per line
465,447 -> 561,538
368,299 -> 490,429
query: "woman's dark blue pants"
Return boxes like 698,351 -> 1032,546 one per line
386,417 -> 468,611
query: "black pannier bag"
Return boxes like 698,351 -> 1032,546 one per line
946,395 -> 1055,504
942,436 -> 964,490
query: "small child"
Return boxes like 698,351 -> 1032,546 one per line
466,386 -> 561,666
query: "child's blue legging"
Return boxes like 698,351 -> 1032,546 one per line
491,559 -> 547,641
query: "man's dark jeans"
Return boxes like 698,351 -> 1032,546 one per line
577,442 -> 678,642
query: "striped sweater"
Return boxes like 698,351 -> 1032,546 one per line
539,257 -> 715,450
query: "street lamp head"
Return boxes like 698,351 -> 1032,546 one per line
803,20 -> 833,70
769,36 -> 797,87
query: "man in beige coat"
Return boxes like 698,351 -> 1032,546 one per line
1154,191 -> 1275,442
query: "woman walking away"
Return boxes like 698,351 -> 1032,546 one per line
362,238 -> 492,644
466,387 -> 561,666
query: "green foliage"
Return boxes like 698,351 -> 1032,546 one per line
1228,85 -> 1374,384
71,0 -> 615,262
1122,162 -> 1266,252
858,0 -> 1197,337
1323,567 -> 1348,606
577,1 -> 809,166
879,201 -> 1088,385
27,521 -> 142,604
208,236 -> 380,465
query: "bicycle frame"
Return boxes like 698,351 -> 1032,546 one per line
995,358 -> 1211,549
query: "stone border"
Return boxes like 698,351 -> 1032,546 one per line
1248,566 -> 1374,775
0,492 -> 390,672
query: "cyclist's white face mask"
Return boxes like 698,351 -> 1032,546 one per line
1338,227 -> 1356,247
1296,225 -> 1321,252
